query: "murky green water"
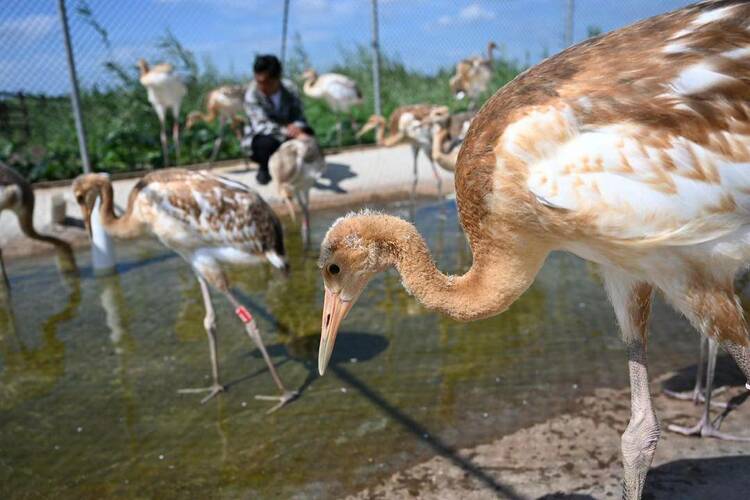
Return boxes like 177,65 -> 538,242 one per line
0,199 -> 722,498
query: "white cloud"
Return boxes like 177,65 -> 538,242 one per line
437,15 -> 452,26
0,14 -> 57,41
459,3 -> 496,22
428,2 -> 496,29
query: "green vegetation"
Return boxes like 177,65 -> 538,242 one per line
0,32 -> 522,183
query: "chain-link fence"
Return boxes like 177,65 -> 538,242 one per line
1,0 -> 693,182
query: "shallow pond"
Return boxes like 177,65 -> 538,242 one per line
0,198 -> 727,498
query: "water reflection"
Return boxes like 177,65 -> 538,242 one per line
0,274 -> 81,410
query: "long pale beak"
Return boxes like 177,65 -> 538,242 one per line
355,121 -> 377,139
319,287 -> 355,375
79,204 -> 93,238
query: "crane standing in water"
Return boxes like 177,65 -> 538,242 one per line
73,169 -> 297,412
316,2 -> 750,498
0,162 -> 77,291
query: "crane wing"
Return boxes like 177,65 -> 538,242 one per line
518,106 -> 750,246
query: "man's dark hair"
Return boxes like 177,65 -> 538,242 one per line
253,55 -> 282,79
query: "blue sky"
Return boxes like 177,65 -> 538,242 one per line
1,0 -> 694,95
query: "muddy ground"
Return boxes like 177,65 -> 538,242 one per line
349,370 -> 750,500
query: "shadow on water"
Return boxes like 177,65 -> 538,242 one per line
315,162 -> 357,194
643,456 -> 750,500
0,274 -> 81,410
330,362 -> 524,500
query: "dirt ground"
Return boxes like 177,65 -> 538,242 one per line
349,370 -> 750,500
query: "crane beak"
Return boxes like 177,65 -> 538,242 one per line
79,203 -> 93,238
319,287 -> 355,375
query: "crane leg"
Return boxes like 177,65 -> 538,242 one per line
430,160 -> 443,198
209,118 -> 226,166
173,120 -> 181,165
159,120 -> 169,168
296,189 -> 311,249
602,271 -> 658,500
664,336 -> 728,406
224,291 -> 298,413
178,275 -> 225,403
668,338 -> 750,440
0,248 -> 9,298
210,136 -> 224,166
665,285 -> 750,440
410,145 -> 419,205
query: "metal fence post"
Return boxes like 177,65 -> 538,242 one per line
57,0 -> 91,174
281,0 -> 290,66
564,0 -> 575,47
370,0 -> 382,118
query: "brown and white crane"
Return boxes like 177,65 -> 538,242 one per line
449,41 -> 497,108
302,69 -> 362,145
269,134 -> 326,247
0,162 -> 77,290
138,59 -> 187,167
429,109 -> 475,172
316,2 -> 750,498
72,169 -> 297,412
186,85 -> 246,164
357,104 -> 450,198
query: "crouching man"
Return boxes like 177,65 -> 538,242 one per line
241,54 -> 314,185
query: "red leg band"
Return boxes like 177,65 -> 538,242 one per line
235,306 -> 253,324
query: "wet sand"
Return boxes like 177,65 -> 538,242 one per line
350,370 -> 750,500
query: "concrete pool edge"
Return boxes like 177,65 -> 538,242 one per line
0,146 -> 453,259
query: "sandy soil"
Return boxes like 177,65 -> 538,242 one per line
349,371 -> 750,500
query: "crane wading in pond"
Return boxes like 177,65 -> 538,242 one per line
0,162 -> 77,290
72,169 -> 297,412
316,2 -> 750,499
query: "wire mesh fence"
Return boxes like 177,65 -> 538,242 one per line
1,0 -> 693,182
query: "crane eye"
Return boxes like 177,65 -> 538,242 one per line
328,264 -> 340,275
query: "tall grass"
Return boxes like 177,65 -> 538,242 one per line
0,34 -> 522,182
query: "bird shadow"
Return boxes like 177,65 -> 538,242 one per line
218,289 -> 521,497
329,362 -> 524,499
643,456 -> 750,499
233,331 -> 389,398
314,162 -> 357,194
661,353 -> 747,393
537,495 -> 595,500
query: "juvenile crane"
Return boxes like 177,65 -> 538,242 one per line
357,104 -> 450,198
317,2 -> 750,498
186,85 -> 246,164
138,59 -> 187,167
449,41 -> 497,108
302,69 -> 362,145
0,162 -> 77,289
72,169 -> 297,412
430,110 -> 474,172
269,134 -> 326,247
